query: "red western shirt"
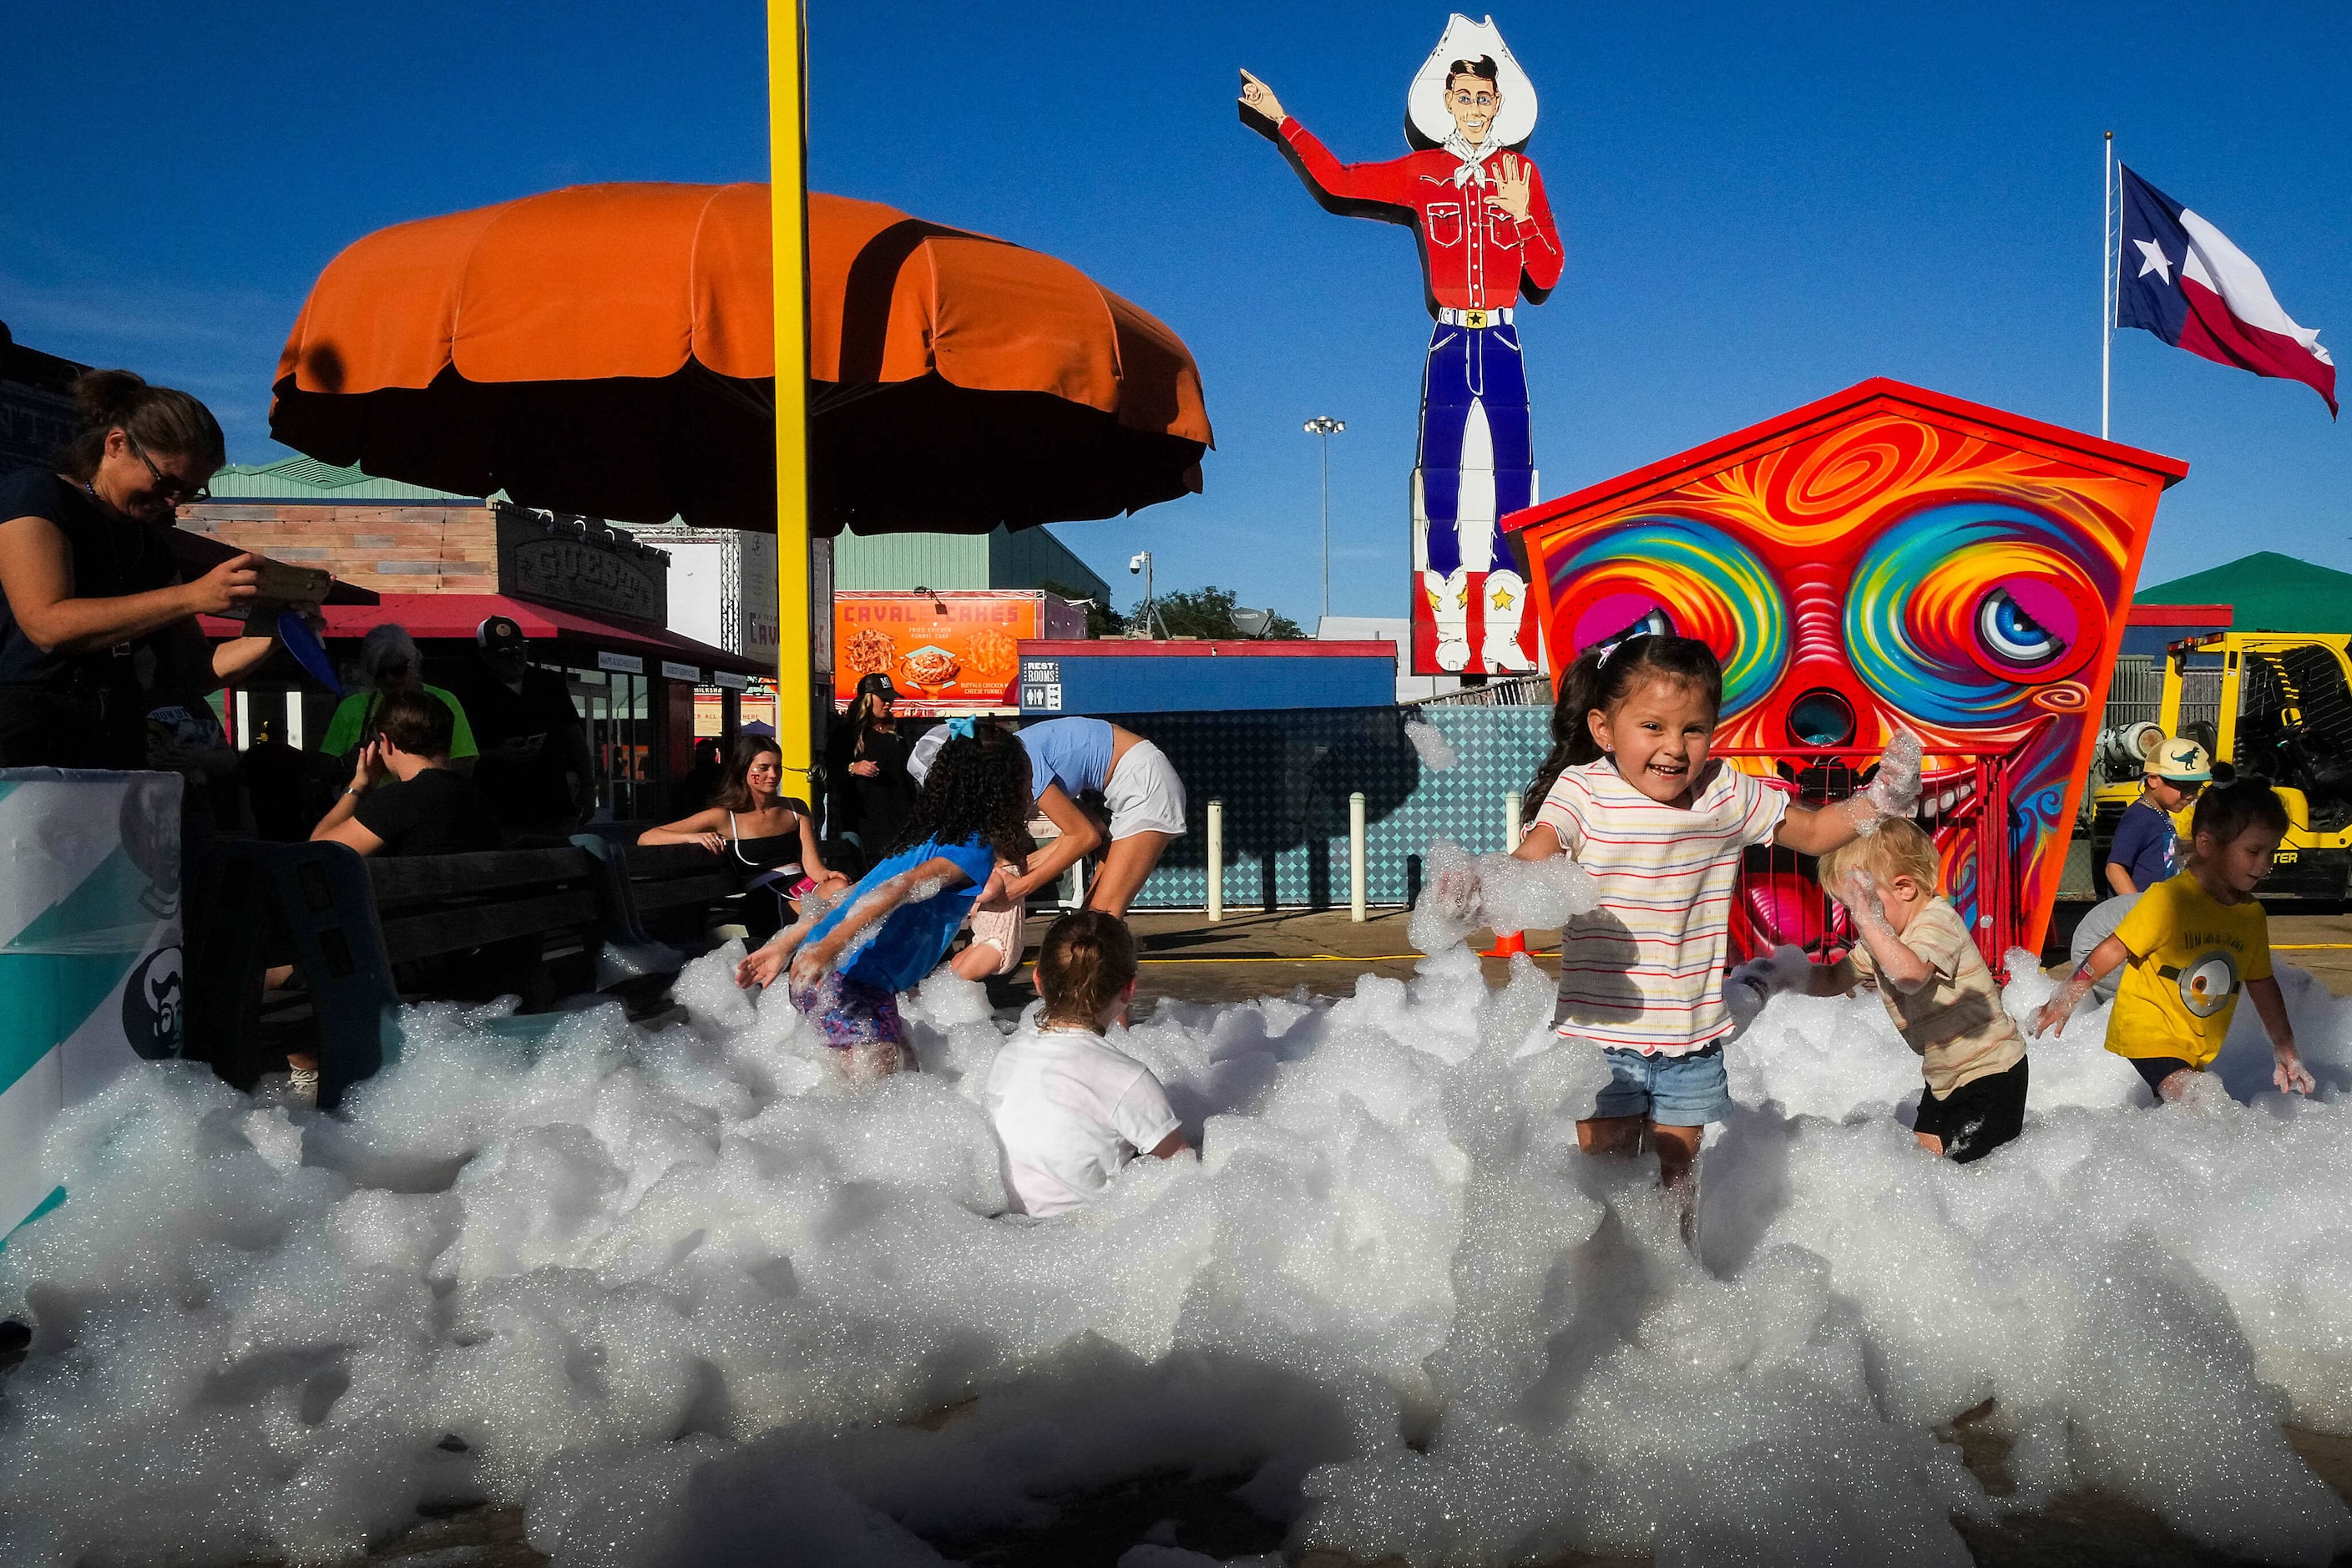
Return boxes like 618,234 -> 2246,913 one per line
1277,118 -> 1565,315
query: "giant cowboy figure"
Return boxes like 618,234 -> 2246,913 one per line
1241,18 -> 1562,674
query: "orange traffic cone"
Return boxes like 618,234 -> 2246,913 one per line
1484,930 -> 1527,957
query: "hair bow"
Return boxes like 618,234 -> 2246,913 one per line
946,716 -> 976,739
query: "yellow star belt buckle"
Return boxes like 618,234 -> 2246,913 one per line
1461,308 -> 1490,329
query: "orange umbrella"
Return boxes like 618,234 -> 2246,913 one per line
269,183 -> 1213,534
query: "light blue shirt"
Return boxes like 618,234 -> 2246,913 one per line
1019,717 -> 1115,799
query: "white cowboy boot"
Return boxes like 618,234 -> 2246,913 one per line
1481,569 -> 1536,671
1424,567 -> 1472,671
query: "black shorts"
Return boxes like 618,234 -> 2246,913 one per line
2125,1055 -> 2199,1096
1915,1056 -> 2028,1164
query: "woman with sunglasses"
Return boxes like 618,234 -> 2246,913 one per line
0,370 -> 284,767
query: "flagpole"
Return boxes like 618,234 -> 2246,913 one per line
2102,130 -> 2114,441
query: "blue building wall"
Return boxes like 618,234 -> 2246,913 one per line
2119,622 -> 2225,658
1105,703 -> 1554,909
1028,652 -> 1393,715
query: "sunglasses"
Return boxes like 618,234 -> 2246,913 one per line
126,434 -> 210,503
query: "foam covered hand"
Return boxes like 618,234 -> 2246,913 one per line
1839,868 -> 1894,938
735,943 -> 786,991
2275,1048 -> 2316,1096
1431,862 -> 1485,928
1723,943 -> 1812,1029
2032,969 -> 2096,1038
1854,731 -> 1924,836
788,940 -> 839,994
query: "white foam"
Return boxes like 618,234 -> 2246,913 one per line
3,932 -> 2349,1567
1407,841 -> 1599,954
1402,720 -> 1459,772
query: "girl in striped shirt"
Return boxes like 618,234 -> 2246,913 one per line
1485,635 -> 1920,1211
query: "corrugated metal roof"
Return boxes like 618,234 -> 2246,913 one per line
832,524 -> 1111,599
833,529 -> 990,590
207,456 -> 481,502
993,524 -> 1111,604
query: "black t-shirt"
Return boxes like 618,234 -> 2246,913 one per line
452,665 -> 583,821
827,719 -> 917,846
239,740 -> 314,842
0,468 -> 180,688
352,767 -> 503,857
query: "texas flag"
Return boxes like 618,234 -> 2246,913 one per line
2117,165 -> 2336,417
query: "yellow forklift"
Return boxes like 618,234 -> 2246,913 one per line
2078,631 -> 2352,899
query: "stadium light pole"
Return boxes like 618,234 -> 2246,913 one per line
1302,416 -> 1345,623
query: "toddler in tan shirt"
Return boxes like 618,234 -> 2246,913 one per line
1727,817 -> 2027,1163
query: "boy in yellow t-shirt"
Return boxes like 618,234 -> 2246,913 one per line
2035,779 -> 2316,1101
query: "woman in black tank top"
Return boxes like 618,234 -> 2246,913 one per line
639,735 -> 847,943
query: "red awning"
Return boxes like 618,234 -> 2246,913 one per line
201,594 -> 770,678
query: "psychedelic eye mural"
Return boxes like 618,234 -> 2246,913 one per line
1511,380 -> 2187,965
1549,518 -> 1788,719
1976,587 -> 2067,670
1845,503 -> 2109,729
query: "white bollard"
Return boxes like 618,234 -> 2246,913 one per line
1348,790 -> 1368,922
1206,798 -> 1225,921
1505,790 -> 1522,850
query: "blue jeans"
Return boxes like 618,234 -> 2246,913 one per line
1418,322 -> 1533,577
1591,1042 -> 1733,1126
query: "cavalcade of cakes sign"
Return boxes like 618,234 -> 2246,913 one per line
496,503 -> 668,626
832,589 -> 1056,716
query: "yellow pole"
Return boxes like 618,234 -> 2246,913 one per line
768,0 -> 814,776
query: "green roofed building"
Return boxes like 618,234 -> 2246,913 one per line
206,455 -> 480,503
2137,552 -> 2352,634
827,523 -> 1112,605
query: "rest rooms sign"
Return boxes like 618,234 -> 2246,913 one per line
1021,658 -> 1063,711
498,508 -> 666,625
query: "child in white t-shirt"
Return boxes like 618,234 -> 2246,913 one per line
983,910 -> 1188,1216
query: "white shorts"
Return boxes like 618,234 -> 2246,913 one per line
1102,739 -> 1186,839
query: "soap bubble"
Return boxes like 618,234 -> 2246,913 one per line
1403,719 -> 1459,772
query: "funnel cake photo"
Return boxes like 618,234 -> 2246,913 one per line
964,627 -> 1020,682
844,628 -> 898,676
901,645 -> 962,689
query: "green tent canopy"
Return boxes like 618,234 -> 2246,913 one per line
2137,552 -> 2352,635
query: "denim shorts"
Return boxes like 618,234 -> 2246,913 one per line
1591,1041 -> 1732,1126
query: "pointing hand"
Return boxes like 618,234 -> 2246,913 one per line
1238,68 -> 1286,126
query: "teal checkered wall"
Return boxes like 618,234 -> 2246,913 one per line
1103,705 -> 1554,909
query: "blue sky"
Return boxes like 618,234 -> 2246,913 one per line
4,1 -> 2347,627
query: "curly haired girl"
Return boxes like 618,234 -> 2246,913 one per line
737,721 -> 1034,1076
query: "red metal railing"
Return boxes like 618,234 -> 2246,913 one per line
1712,746 -> 2020,981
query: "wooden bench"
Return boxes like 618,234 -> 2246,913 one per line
192,841 -> 620,1107
569,828 -> 747,949
187,834 -> 775,1107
